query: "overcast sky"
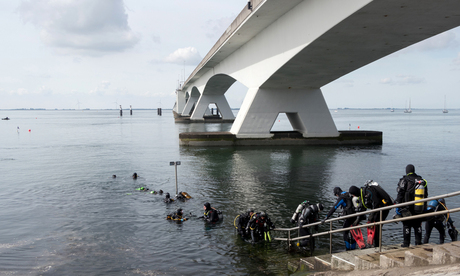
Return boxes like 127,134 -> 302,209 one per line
1,1 -> 460,110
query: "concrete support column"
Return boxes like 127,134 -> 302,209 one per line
190,94 -> 235,120
174,90 -> 186,114
230,87 -> 338,138
182,95 -> 199,116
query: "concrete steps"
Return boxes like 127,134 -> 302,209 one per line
289,241 -> 460,274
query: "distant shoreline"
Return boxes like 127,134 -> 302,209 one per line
0,108 -> 457,111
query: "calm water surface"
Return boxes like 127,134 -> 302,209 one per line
0,109 -> 459,275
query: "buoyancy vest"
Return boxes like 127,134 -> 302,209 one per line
361,182 -> 393,209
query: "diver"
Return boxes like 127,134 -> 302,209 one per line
175,191 -> 192,201
424,198 -> 456,244
395,164 -> 427,247
164,192 -> 174,203
167,208 -> 187,221
132,172 -> 138,179
136,187 -> 149,192
234,209 -> 255,239
351,181 -> 394,247
201,202 -> 222,223
291,201 -> 324,249
247,211 -> 275,243
321,187 -> 357,250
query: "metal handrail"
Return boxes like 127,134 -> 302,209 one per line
273,190 -> 460,253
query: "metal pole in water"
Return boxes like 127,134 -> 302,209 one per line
170,161 -> 181,195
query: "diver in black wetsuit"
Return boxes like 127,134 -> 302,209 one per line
395,164 -> 427,247
235,209 -> 255,239
167,208 -> 187,221
322,187 -> 357,250
351,181 -> 394,246
291,201 -> 324,249
424,198 -> 456,244
247,211 -> 275,243
164,193 -> 174,203
202,202 -> 221,223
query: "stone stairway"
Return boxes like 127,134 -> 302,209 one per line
288,241 -> 460,274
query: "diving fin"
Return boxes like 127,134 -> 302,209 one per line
367,225 -> 375,246
448,227 -> 458,241
350,228 -> 366,249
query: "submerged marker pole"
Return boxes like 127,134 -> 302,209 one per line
170,161 -> 181,195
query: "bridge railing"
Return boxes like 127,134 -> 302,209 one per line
273,191 -> 460,254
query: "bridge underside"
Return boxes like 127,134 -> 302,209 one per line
176,0 -> 460,143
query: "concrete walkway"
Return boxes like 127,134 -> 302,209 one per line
289,241 -> 460,275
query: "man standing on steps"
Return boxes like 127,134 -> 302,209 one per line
395,164 -> 428,247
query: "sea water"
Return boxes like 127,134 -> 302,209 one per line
0,109 -> 459,275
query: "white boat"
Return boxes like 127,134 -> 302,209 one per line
443,95 -> 448,113
404,99 -> 412,113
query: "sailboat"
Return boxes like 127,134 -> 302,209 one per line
404,99 -> 412,113
443,95 -> 448,113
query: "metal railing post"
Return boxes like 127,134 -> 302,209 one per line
379,209 -> 383,252
288,229 -> 291,250
329,221 -> 332,254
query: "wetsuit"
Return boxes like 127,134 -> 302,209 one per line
296,204 -> 321,249
360,183 -> 394,245
236,211 -> 254,238
423,200 -> 453,244
396,171 -> 428,247
164,193 -> 174,203
167,209 -> 187,221
324,191 -> 356,250
203,207 -> 220,223
247,213 -> 275,243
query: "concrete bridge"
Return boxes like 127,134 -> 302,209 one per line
174,0 -> 460,139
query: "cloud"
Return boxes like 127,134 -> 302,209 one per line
89,81 -> 112,95
412,30 -> 458,52
380,74 -> 424,85
9,88 -> 30,95
162,47 -> 202,65
335,79 -> 354,88
151,34 -> 161,44
7,86 -> 53,96
101,81 -> 111,89
452,52 -> 460,66
18,0 -> 140,56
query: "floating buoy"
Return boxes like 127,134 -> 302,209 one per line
28,129 -> 31,132
357,126 -> 360,129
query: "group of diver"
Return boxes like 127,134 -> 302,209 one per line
293,164 -> 458,251
165,201 -> 223,223
128,164 -> 458,251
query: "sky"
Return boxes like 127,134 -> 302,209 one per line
1,1 -> 460,110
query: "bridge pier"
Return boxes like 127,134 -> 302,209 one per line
190,94 -> 235,120
182,94 -> 199,116
230,88 -> 339,138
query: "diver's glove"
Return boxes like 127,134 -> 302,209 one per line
321,219 -> 326,225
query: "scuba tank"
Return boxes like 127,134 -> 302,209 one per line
413,179 -> 426,214
291,200 -> 309,222
427,200 -> 439,211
